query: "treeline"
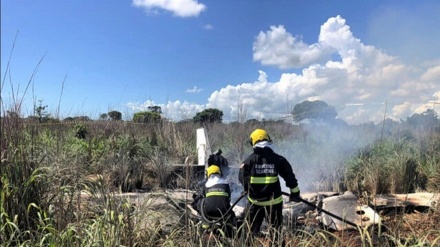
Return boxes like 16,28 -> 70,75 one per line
6,103 -> 225,125
6,99 -> 440,129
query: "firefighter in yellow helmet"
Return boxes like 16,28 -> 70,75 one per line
203,165 -> 231,217
200,165 -> 235,237
239,128 -> 300,245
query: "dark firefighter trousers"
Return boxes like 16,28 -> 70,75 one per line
245,202 -> 284,245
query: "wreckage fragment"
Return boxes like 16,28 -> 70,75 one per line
321,191 -> 381,230
371,192 -> 439,211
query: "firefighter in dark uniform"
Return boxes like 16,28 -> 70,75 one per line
200,165 -> 235,237
239,128 -> 300,246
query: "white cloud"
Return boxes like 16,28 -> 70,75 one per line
186,86 -> 202,93
127,16 -> 440,124
127,100 -> 205,120
253,25 -> 334,68
161,100 -> 205,120
412,91 -> 440,114
391,103 -> 412,121
132,0 -> 206,17
434,91 -> 440,101
203,24 -> 213,30
421,65 -> 440,82
214,16 -> 440,124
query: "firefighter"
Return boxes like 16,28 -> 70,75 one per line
191,151 -> 229,212
239,128 -> 300,246
200,165 -> 235,237
208,149 -> 229,177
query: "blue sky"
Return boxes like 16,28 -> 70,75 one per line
2,0 -> 440,124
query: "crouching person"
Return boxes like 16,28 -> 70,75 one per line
200,165 -> 236,238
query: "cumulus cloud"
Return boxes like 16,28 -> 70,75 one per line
186,86 -> 202,93
127,100 -> 205,120
420,65 -> 440,82
214,15 -> 440,124
253,25 -> 334,68
132,0 -> 206,17
128,15 -> 440,124
412,91 -> 440,114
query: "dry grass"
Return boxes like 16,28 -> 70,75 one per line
1,107 -> 439,246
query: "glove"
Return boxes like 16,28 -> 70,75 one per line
290,192 -> 301,202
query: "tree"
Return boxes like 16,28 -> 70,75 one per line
246,119 -> 261,125
99,113 -> 108,120
63,117 -> 74,122
148,106 -> 162,114
405,109 -> 438,129
193,108 -> 223,124
72,116 -> 91,122
108,110 -> 122,121
34,99 -> 51,123
133,111 -> 161,124
292,100 -> 337,123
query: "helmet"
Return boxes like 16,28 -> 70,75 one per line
249,128 -> 272,146
206,165 -> 221,177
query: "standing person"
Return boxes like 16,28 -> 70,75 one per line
200,165 -> 235,237
208,150 -> 229,177
239,128 -> 300,246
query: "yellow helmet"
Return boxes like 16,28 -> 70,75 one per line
206,165 -> 221,177
249,128 -> 272,146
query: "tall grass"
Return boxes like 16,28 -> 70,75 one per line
344,136 -> 439,195
1,116 -> 439,246
1,100 -> 439,246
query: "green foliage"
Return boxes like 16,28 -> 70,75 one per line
133,111 -> 161,123
103,134 -> 152,192
245,119 -> 261,125
74,123 -> 88,139
63,116 -> 74,122
148,105 -> 162,114
33,99 -> 51,123
292,100 -> 337,123
418,131 -> 440,192
99,113 -> 108,120
63,116 -> 92,122
1,109 -> 440,246
0,121 -> 51,243
73,116 -> 91,121
193,108 -> 223,124
405,109 -> 438,129
344,139 -> 423,194
108,110 -> 122,121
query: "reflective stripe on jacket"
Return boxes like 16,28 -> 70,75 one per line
239,146 -> 298,205
203,175 -> 231,218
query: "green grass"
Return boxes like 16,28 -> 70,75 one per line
1,109 -> 439,246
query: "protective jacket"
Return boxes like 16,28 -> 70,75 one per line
239,142 -> 299,206
202,175 -> 232,218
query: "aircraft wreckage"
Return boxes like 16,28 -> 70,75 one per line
167,128 -> 439,232
97,128 -> 437,235
130,188 -> 439,234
